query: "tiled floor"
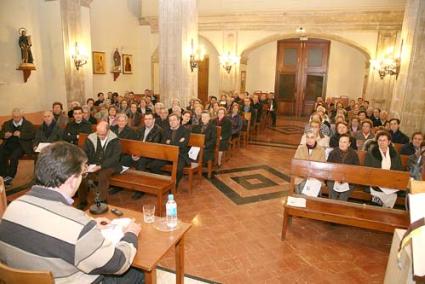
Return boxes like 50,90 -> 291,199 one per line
6,117 -> 393,284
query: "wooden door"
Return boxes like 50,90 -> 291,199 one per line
275,39 -> 329,117
198,57 -> 209,104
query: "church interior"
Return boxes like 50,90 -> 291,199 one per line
1,0 -> 425,283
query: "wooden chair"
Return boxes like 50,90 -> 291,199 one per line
392,143 -> 403,154
162,133 -> 205,194
0,262 -> 54,284
0,177 -> 7,218
240,112 -> 251,147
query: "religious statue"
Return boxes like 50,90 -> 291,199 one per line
113,48 -> 121,72
18,28 -> 34,65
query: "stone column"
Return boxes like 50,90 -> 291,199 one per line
59,0 -> 86,108
390,0 -> 425,135
159,0 -> 198,108
365,31 -> 398,111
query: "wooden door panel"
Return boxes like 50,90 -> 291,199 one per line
198,57 -> 209,104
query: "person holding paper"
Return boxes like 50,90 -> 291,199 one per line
192,111 -> 217,164
33,111 -> 63,150
365,131 -> 403,207
327,133 -> 360,201
294,128 -> 326,194
0,142 -> 143,283
78,121 -> 122,209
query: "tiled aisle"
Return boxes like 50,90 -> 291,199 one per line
7,119 -> 392,284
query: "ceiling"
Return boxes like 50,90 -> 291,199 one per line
141,0 -> 406,17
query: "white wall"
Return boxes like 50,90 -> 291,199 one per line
0,0 -> 66,115
244,39 -> 368,99
90,0 -> 153,97
199,37 -> 220,97
327,40 -> 368,99
246,41 -> 276,93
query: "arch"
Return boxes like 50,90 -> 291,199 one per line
240,33 -> 371,62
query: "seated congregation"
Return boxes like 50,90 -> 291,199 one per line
295,96 -> 425,208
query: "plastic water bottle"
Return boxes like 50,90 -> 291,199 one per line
166,194 -> 177,229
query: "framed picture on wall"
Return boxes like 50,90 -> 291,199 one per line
92,51 -> 106,74
240,71 -> 246,93
122,54 -> 133,74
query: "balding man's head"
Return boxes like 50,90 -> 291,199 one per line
12,108 -> 23,123
43,111 -> 54,125
96,121 -> 109,140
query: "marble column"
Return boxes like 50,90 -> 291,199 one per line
159,0 -> 198,108
59,0 -> 88,108
390,0 -> 425,135
365,31 -> 398,111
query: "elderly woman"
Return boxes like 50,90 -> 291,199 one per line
365,131 -> 403,208
294,128 -> 326,194
300,119 -> 330,148
229,103 -> 243,139
326,134 -> 360,201
107,106 -> 118,126
330,121 -> 357,150
215,107 -> 232,166
192,111 -> 217,164
126,102 -> 141,127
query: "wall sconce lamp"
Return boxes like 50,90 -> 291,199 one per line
189,39 -> 205,72
370,47 -> 400,79
71,42 -> 88,70
219,52 -> 240,74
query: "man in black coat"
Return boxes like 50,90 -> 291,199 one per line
192,111 -> 216,164
78,121 -> 122,209
63,106 -> 92,145
33,111 -> 63,149
0,108 -> 36,185
150,113 -> 190,185
389,118 -> 409,145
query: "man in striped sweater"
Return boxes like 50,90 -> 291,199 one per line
0,142 -> 143,283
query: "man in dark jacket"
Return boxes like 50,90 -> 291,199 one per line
150,113 -> 190,185
78,121 -> 121,209
33,111 -> 63,149
389,118 -> 409,144
0,108 -> 36,185
63,106 -> 92,145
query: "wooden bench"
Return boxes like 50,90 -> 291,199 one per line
162,133 -> 205,194
78,134 -> 179,216
240,112 -> 251,147
0,261 -> 53,284
281,159 -> 410,240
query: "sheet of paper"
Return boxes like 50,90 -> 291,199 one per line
409,193 -> 425,277
87,164 -> 98,173
333,182 -> 350,193
379,187 -> 399,195
302,178 -> 321,197
35,143 -> 51,153
101,218 -> 132,246
120,166 -> 129,174
188,146 -> 200,160
286,196 -> 306,208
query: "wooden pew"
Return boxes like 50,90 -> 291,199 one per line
240,112 -> 251,147
162,133 -> 205,194
0,177 -> 7,217
281,159 -> 410,240
78,134 -> 179,216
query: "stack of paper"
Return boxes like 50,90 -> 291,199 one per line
101,218 -> 132,246
286,196 -> 306,208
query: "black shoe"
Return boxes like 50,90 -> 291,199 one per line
77,202 -> 88,210
131,192 -> 144,200
109,187 -> 122,195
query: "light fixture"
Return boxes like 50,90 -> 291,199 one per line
71,42 -> 88,70
219,52 -> 240,74
296,27 -> 306,33
370,47 -> 400,79
189,39 -> 205,72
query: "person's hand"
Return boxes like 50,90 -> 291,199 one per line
132,155 -> 140,161
4,132 -> 12,139
95,217 -> 111,229
165,139 -> 171,144
13,131 -> 21,137
92,165 -> 101,172
124,221 -> 141,236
